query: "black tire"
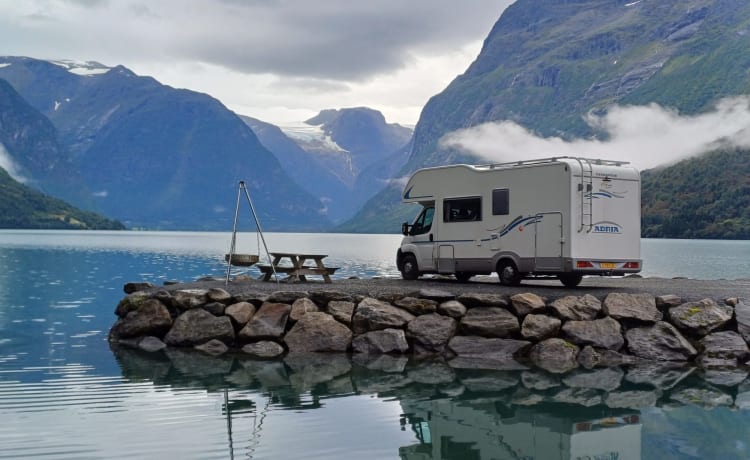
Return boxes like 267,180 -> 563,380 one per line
455,272 -> 472,283
559,273 -> 583,288
401,254 -> 419,280
497,261 -> 522,286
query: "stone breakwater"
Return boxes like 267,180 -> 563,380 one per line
108,282 -> 750,372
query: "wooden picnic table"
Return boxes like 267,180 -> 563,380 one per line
257,252 -> 339,283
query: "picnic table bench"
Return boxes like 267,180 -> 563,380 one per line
257,252 -> 339,283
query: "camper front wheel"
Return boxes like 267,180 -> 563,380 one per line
401,254 -> 420,280
498,261 -> 522,286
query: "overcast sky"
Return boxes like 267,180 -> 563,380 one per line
0,0 -> 514,126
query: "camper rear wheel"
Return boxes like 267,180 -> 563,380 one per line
401,254 -> 420,280
455,272 -> 472,283
497,261 -> 522,286
558,273 -> 583,288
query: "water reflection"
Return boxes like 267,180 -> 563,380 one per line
111,346 -> 750,460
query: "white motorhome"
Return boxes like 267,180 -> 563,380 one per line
396,157 -> 641,287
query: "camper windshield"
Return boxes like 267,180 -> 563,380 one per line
410,206 -> 434,235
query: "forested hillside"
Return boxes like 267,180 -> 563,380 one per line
642,149 -> 750,239
0,167 -> 125,230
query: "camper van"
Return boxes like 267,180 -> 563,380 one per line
396,157 -> 641,287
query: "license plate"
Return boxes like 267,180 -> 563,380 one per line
600,262 -> 617,269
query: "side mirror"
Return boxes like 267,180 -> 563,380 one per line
401,222 -> 410,236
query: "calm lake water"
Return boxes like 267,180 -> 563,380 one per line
1,230 -> 749,459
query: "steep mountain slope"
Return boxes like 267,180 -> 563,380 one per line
0,57 -> 328,230
0,78 -> 89,204
409,0 -> 750,170
245,108 -> 412,224
0,167 -> 124,229
346,0 -> 750,234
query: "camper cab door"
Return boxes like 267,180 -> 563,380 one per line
408,205 -> 436,271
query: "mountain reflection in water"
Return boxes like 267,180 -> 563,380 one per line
112,345 -> 750,460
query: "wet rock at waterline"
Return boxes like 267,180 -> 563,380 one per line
109,282 -> 750,372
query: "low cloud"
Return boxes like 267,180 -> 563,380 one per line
0,142 -> 27,183
440,96 -> 750,170
0,0 -> 512,82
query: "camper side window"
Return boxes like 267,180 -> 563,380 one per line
492,189 -> 509,215
444,197 -> 482,222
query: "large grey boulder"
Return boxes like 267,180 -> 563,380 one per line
225,301 -> 256,328
267,291 -> 309,304
509,293 -> 546,317
172,289 -> 209,310
457,293 -> 508,308
407,313 -> 457,353
203,302 -> 226,316
697,331 -> 749,367
459,307 -> 519,338
164,308 -> 234,346
110,299 -> 173,339
438,300 -> 467,318
549,294 -> 601,321
394,297 -> 438,315
735,300 -> 750,342
308,290 -> 354,306
528,338 -> 579,373
351,298 -> 415,334
448,336 -> 531,358
521,314 -> 561,341
284,312 -> 352,352
115,292 -> 152,317
603,292 -> 661,323
625,321 -> 697,361
655,294 -> 683,311
238,302 -> 291,341
562,316 -> 624,350
327,300 -> 355,326
417,288 -> 455,302
290,297 -> 320,323
207,287 -> 233,304
352,329 -> 409,354
668,299 -> 733,336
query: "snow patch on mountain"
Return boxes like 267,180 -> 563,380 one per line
48,59 -> 111,76
280,122 -> 348,153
